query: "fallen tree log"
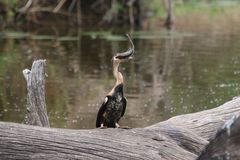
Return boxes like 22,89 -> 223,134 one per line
1,97 -> 240,160
198,114 -> 240,160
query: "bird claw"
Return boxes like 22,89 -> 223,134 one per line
115,123 -> 131,129
97,126 -> 131,129
118,126 -> 132,129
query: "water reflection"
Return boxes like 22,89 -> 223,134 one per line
0,22 -> 240,129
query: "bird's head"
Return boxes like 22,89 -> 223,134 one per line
113,34 -> 135,64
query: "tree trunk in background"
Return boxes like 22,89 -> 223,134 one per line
76,0 -> 81,26
1,0 -> 146,27
164,0 -> 174,29
1,96 -> 240,159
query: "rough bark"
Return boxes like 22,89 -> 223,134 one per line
198,114 -> 240,160
1,97 -> 240,160
22,59 -> 50,127
147,96 -> 240,140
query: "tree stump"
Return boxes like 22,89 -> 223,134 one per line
22,59 -> 49,127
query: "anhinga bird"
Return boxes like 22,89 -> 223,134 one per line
96,34 -> 135,128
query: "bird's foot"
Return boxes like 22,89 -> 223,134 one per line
98,124 -> 107,129
115,123 -> 131,129
98,126 -> 107,129
118,126 -> 132,129
115,122 -> 120,128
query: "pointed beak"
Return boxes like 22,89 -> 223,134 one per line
115,34 -> 135,60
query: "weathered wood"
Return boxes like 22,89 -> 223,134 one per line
22,59 -> 50,127
1,97 -> 240,160
147,97 -> 240,140
198,114 -> 240,160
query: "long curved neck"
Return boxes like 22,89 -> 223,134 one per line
108,61 -> 123,95
113,62 -> 123,85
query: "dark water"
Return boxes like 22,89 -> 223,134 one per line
0,18 -> 240,129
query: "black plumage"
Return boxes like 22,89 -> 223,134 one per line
96,84 -> 127,128
96,34 -> 134,128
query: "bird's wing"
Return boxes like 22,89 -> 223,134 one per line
121,97 -> 127,117
96,96 -> 110,127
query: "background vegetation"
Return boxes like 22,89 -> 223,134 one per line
0,0 -> 240,29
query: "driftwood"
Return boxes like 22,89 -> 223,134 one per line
22,59 -> 49,127
0,60 -> 240,159
198,114 -> 240,160
0,97 -> 240,159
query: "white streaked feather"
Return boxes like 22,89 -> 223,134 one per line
104,97 -> 108,103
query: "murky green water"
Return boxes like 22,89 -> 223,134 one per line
0,16 -> 240,129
